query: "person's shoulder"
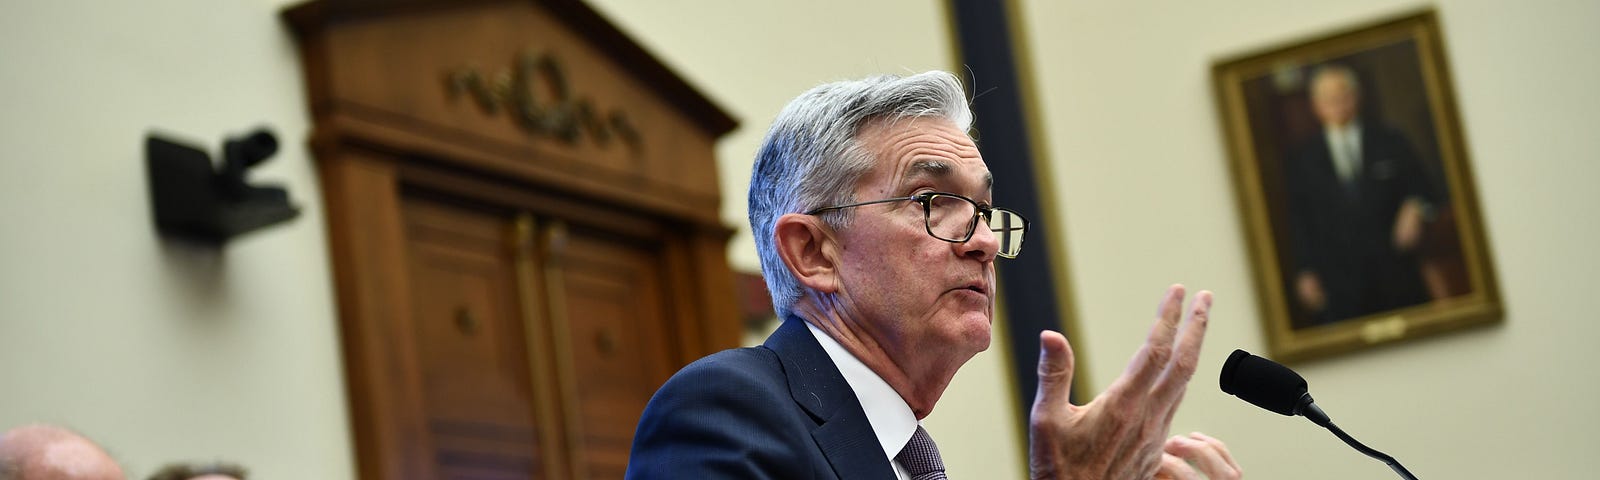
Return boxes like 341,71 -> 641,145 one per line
1362,123 -> 1423,159
1362,122 -> 1414,142
653,345 -> 786,401
635,346 -> 790,433
629,345 -> 815,478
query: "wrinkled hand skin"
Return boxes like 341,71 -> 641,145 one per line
1029,285 -> 1237,480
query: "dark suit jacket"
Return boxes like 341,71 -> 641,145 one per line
626,318 -> 896,479
1284,123 -> 1435,326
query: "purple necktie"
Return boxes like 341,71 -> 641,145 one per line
896,426 -> 948,480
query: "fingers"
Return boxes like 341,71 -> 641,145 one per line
1119,284 -> 1188,392
1031,330 -> 1076,417
1152,290 -> 1212,408
1188,432 -> 1242,475
1165,433 -> 1242,480
1028,332 -> 1075,480
1156,452 -> 1199,480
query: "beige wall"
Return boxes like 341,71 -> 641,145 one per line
2,0 -> 1595,478
0,0 -> 353,478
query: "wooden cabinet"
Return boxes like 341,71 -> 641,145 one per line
283,2 -> 739,478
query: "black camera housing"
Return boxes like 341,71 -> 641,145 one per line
146,128 -> 300,244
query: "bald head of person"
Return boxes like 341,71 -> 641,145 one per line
0,425 -> 125,480
146,462 -> 246,480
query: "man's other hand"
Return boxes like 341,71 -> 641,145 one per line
1155,432 -> 1243,479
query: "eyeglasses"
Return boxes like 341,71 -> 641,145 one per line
806,191 -> 1029,258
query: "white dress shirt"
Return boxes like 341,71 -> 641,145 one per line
1323,122 -> 1364,185
806,321 -> 919,480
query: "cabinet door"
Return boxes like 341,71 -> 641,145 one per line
404,196 -> 563,479
540,220 -> 679,479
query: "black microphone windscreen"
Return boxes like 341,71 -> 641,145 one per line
1220,349 -> 1308,416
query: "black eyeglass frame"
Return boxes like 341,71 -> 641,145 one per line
804,191 -> 1029,258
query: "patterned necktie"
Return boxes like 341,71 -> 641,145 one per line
896,426 -> 948,480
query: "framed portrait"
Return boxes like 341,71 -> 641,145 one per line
1212,9 -> 1501,362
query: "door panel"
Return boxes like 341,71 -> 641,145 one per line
402,196 -> 682,479
544,222 -> 676,479
405,197 -> 550,479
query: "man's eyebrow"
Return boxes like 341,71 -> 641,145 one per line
902,160 -> 995,191
904,160 -> 951,181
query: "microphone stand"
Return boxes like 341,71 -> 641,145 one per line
1300,399 -> 1419,480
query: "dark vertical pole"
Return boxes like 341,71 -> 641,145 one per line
948,0 -> 1077,420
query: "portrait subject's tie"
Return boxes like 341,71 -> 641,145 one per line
1341,130 -> 1363,198
896,426 -> 948,480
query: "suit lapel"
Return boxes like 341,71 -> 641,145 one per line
766,318 -> 898,480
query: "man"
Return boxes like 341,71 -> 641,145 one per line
1285,65 -> 1437,327
628,72 -> 1240,479
0,424 -> 126,480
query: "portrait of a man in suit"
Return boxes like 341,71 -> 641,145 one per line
1216,12 -> 1501,361
1283,64 -> 1439,327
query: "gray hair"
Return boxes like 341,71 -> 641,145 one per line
748,71 -> 973,318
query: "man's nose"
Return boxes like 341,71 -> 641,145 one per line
957,220 -> 1000,262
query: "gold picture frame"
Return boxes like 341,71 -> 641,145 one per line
1213,9 -> 1501,362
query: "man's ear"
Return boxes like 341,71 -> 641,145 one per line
773,213 -> 841,293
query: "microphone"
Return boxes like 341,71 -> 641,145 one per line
1220,349 -> 1419,480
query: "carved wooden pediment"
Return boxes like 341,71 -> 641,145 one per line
284,0 -> 736,225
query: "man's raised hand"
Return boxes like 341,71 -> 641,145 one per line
1029,285 -> 1233,480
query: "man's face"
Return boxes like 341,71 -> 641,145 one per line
830,117 -> 998,370
1311,72 -> 1358,127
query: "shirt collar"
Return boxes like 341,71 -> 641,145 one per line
1323,121 -> 1362,139
804,321 -> 919,463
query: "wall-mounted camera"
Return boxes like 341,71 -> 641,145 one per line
146,127 -> 300,244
